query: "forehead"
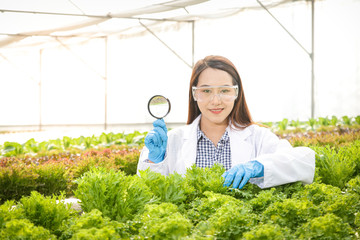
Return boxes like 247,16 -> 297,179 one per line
197,68 -> 233,86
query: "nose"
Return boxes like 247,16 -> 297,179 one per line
210,93 -> 222,104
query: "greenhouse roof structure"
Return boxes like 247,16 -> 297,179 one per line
1,0 -> 359,132
0,0 -> 309,49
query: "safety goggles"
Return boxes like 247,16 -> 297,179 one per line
192,85 -> 238,102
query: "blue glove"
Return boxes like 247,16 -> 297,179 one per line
222,160 -> 264,189
144,119 -> 168,163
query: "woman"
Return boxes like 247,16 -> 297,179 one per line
137,55 -> 315,189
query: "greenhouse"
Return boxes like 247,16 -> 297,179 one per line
1,0 -> 360,239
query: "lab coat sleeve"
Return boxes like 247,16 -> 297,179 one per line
136,146 -> 170,176
249,126 -> 315,188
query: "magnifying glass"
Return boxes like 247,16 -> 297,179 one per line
148,95 -> 171,119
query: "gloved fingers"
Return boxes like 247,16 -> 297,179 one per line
153,126 -> 167,140
145,127 -> 167,163
231,166 -> 245,189
161,136 -> 167,150
144,130 -> 161,149
153,127 -> 167,149
222,167 -> 238,187
149,150 -> 164,163
146,133 -> 164,163
153,119 -> 167,134
223,176 -> 233,187
238,172 -> 251,189
144,131 -> 153,146
221,171 -> 229,179
145,130 -> 161,143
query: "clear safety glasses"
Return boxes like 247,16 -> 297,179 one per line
192,85 -> 239,102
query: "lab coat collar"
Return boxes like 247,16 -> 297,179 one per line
181,116 -> 199,170
183,115 -> 201,140
227,121 -> 252,141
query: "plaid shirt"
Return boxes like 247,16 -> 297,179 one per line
195,126 -> 232,171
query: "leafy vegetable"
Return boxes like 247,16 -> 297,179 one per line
33,163 -> 69,196
342,115 -> 352,125
74,167 -> 154,222
0,219 -> 56,240
193,194 -> 257,239
184,163 -> 227,200
249,188 -> 286,213
58,209 -> 127,240
330,115 -> 339,126
295,213 -> 355,239
242,223 -> 291,240
186,191 -> 250,225
278,118 -> 288,131
19,191 -> 76,234
318,117 -> 330,126
314,145 -> 356,189
308,117 -> 316,129
294,183 -> 360,227
346,175 -> 360,195
1,142 -> 24,157
139,169 -> 189,204
135,203 -> 193,239
0,166 -> 38,203
0,200 -> 24,229
262,198 -> 319,230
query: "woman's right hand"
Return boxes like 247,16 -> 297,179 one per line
144,119 -> 168,163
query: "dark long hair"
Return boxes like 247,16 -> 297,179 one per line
187,55 -> 253,129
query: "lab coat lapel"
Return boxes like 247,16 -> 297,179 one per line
229,125 -> 253,166
181,115 -> 200,170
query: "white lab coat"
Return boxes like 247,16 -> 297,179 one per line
137,115 -> 315,189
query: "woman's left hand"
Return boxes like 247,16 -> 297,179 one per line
222,161 -> 264,189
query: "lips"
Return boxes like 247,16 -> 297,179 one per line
209,108 -> 224,114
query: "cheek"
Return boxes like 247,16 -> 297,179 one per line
196,102 -> 206,112
230,101 -> 235,109
227,102 -> 236,113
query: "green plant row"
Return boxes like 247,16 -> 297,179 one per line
0,131 -> 146,158
1,129 -> 360,205
261,115 -> 360,133
287,128 -> 360,147
1,164 -> 359,239
0,146 -> 140,204
1,115 -> 359,158
1,129 -> 360,238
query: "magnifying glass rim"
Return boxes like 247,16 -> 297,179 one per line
147,95 -> 171,119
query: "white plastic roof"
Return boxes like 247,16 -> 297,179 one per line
0,0 -> 294,49
2,0 -> 359,131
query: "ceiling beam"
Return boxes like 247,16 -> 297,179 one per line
0,9 -> 193,22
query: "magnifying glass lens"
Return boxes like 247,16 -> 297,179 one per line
148,95 -> 171,119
